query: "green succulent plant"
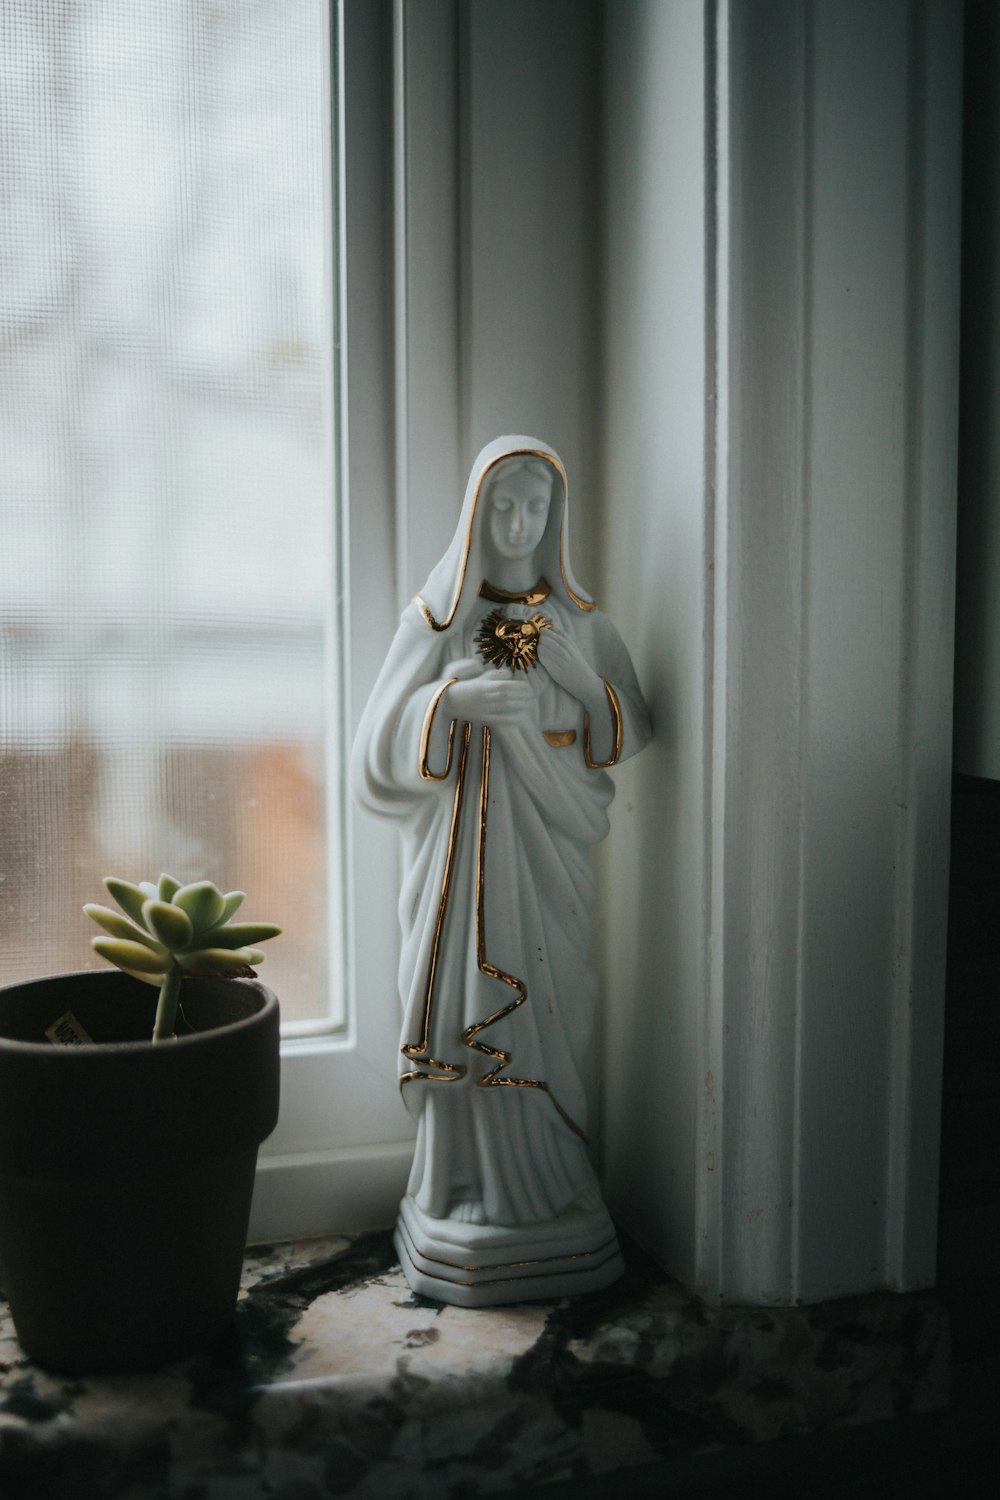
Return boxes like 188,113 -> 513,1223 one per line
85,874 -> 281,1042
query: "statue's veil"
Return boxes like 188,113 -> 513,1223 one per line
414,436 -> 595,631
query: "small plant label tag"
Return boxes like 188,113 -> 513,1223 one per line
44,1011 -> 95,1046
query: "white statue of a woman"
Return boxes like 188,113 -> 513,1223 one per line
351,436 -> 651,1305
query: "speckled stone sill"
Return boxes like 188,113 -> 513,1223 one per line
0,1230 -> 948,1500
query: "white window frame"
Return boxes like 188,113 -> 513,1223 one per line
250,0 -> 417,1241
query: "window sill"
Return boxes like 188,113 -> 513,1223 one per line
0,1231 -> 948,1498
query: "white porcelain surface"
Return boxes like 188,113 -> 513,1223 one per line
351,438 -> 651,1303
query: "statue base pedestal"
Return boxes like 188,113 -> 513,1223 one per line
394,1193 -> 625,1307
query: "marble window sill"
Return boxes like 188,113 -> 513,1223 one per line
0,1231 -> 948,1499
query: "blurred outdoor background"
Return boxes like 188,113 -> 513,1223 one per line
0,0 -> 338,1025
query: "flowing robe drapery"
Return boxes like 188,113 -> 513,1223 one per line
353,589 -> 650,1226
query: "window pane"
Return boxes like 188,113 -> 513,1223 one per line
0,0 -> 338,1026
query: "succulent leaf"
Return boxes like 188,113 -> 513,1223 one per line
84,903 -> 168,953
118,966 -> 167,989
197,920 -> 282,950
92,937 -> 171,976
142,898 -> 194,950
219,891 -> 246,923
90,874 -> 280,1043
173,880 -> 226,933
176,946 -> 259,975
103,877 -> 149,926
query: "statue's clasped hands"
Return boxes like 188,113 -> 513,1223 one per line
444,629 -> 603,729
445,658 -> 540,727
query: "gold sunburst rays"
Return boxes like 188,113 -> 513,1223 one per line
475,610 -> 552,674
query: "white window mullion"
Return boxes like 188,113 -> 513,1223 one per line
251,0 -> 412,1241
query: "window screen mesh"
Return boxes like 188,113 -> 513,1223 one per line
1,1 -> 336,1024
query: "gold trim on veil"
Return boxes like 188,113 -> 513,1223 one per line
415,448 -> 595,631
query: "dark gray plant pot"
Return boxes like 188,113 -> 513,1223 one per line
0,970 -> 280,1374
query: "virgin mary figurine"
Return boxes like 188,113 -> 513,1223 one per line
351,436 -> 651,1305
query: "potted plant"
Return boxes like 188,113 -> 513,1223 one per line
0,874 -> 281,1374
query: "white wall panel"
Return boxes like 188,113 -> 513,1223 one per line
602,0 -> 961,1304
599,0 -> 709,1292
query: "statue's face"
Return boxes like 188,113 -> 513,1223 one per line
485,462 -> 552,564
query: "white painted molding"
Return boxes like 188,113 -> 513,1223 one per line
392,0 -> 464,607
599,0 -> 713,1300
251,0 -> 416,1245
602,0 -> 961,1305
250,1143 -> 412,1244
461,0 -> 603,582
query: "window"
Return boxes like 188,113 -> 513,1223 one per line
2,0 -> 338,1028
1,0 -> 413,1239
